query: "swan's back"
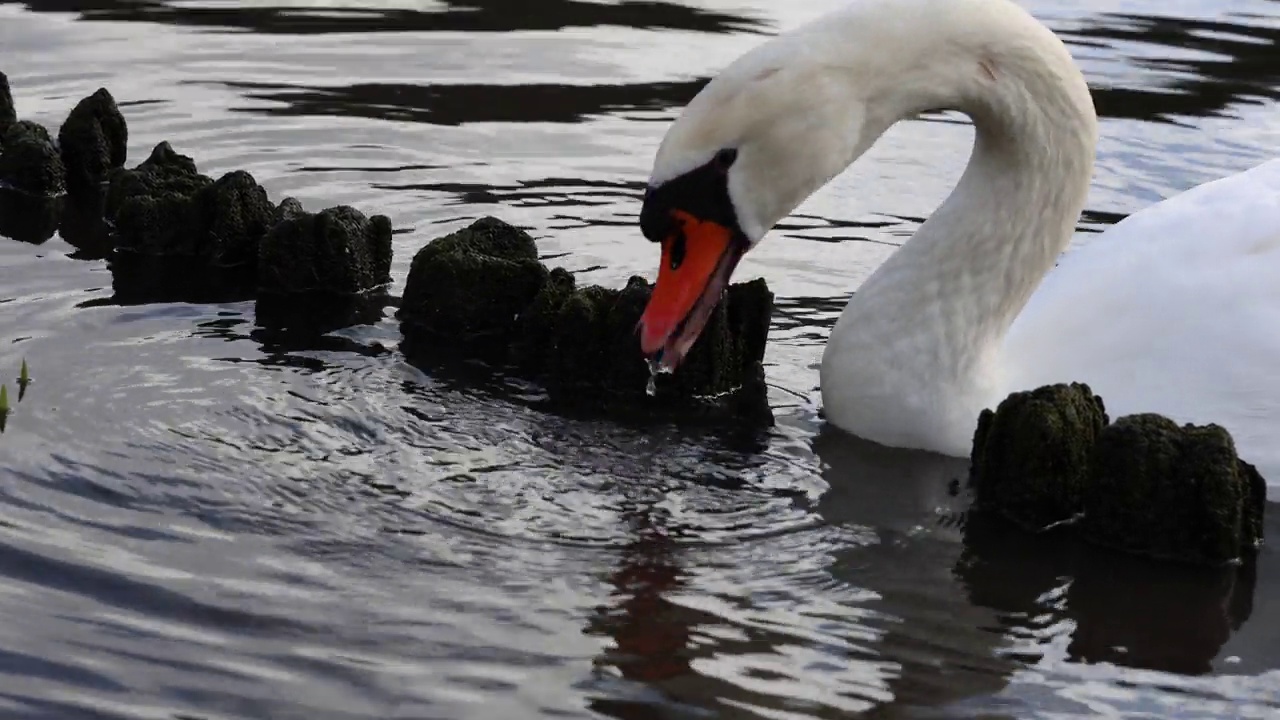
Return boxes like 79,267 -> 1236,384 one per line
1004,157 -> 1280,485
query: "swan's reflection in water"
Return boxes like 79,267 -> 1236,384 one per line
583,424 -> 1266,718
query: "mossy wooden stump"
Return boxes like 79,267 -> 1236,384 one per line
398,216 -> 774,417
970,382 -> 1266,566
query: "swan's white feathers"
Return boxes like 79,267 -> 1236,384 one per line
1006,157 -> 1280,475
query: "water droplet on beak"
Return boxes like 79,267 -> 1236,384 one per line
644,351 -> 673,398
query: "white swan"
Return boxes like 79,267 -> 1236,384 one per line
634,0 -> 1280,486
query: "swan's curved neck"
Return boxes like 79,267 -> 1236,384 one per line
851,90 -> 1096,356
819,1 -> 1097,446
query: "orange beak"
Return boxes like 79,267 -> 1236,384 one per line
637,210 -> 745,370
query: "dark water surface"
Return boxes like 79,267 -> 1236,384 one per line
2,1 -> 1279,717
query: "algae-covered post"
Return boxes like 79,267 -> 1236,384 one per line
187,169 -> 277,268
0,71 -> 14,139
258,203 -> 393,297
969,382 -> 1108,532
1082,414 -> 1266,566
107,141 -> 214,256
105,141 -> 209,219
970,381 -> 1266,567
0,121 -> 66,197
0,73 -> 66,239
398,216 -> 775,417
399,216 -> 548,358
110,145 -> 274,269
59,88 -> 128,194
253,202 -> 394,334
105,141 -> 281,303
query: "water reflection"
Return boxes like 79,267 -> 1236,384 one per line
811,431 -> 1017,714
1,0 -> 766,35
0,189 -> 60,246
219,79 -> 709,126
585,513 -> 899,718
372,177 -> 645,209
1066,13 -> 1280,123
585,512 -> 695,718
580,432 -> 1006,718
169,5 -> 1277,132
57,189 -> 113,259
578,423 -> 1273,717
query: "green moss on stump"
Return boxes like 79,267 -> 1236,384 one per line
99,137 -> 391,306
58,88 -> 128,193
972,382 -> 1266,567
0,120 -> 66,196
970,382 -> 1108,532
1082,414 -> 1266,565
512,266 -> 577,374
112,191 -> 195,256
275,196 -> 305,223
399,216 -> 549,351
111,144 -> 273,269
522,273 -> 771,406
258,204 -> 393,297
188,170 -> 276,268
399,216 -> 774,412
105,141 -> 211,220
108,142 -> 212,257
0,71 -> 14,139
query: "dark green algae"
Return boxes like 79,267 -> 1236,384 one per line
59,87 -> 128,194
969,382 -> 1108,532
1084,413 -> 1266,566
0,72 -> 392,305
101,140 -> 392,305
108,142 -> 276,269
258,201 -> 393,298
0,77 -> 127,198
0,71 -> 14,139
971,382 -> 1266,566
0,120 -> 66,197
397,216 -> 775,416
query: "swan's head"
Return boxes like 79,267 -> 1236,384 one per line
633,0 -> 1091,369
634,35 -> 875,368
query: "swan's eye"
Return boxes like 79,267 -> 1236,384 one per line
712,148 -> 738,172
668,223 -> 688,271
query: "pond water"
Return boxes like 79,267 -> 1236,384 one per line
1,0 -> 1279,717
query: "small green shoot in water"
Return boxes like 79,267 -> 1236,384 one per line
17,358 -> 29,402
0,384 -> 8,433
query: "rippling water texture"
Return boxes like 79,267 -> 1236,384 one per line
1,1 -> 1279,718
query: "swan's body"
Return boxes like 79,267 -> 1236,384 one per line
634,0 -> 1280,485
1003,159 -> 1280,474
